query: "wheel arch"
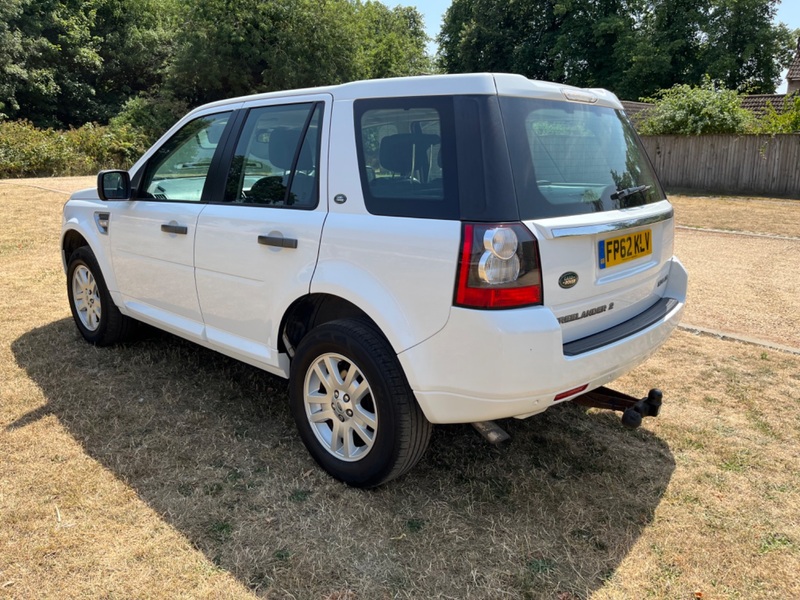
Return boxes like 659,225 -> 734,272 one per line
60,221 -> 119,294
62,229 -> 89,268
279,293 -> 386,358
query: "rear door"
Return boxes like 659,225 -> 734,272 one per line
499,94 -> 675,342
525,203 -> 675,343
194,96 -> 329,373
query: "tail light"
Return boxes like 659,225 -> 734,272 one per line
454,222 -> 543,309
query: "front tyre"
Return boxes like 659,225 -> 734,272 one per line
289,319 -> 432,488
66,246 -> 134,346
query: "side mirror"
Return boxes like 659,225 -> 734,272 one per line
97,170 -> 131,201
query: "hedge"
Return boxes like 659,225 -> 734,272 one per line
0,120 -> 148,178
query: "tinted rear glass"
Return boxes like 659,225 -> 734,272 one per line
500,97 -> 665,219
354,96 -> 459,219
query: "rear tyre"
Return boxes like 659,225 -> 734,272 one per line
67,246 -> 134,346
289,319 -> 432,488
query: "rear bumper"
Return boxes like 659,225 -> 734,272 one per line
398,257 -> 687,424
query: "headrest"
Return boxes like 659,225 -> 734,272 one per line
379,133 -> 440,175
207,121 -> 225,145
269,127 -> 315,171
249,128 -> 271,161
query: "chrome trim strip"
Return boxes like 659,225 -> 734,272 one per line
551,207 -> 674,238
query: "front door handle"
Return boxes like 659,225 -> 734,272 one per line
258,234 -> 298,249
161,223 -> 188,235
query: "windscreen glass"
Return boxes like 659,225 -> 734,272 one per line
500,97 -> 665,219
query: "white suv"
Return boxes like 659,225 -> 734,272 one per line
62,74 -> 687,487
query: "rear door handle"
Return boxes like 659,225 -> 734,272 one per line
161,223 -> 188,235
258,234 -> 298,249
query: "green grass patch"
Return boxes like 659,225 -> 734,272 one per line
759,533 -> 795,554
289,489 -> 312,502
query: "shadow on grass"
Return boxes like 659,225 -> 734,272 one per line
11,319 -> 674,599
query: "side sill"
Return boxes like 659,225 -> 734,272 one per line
563,297 -> 679,356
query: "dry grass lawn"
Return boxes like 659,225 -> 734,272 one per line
1,179 -> 798,599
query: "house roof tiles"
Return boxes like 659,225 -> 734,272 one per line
788,37 -> 800,80
740,94 -> 786,115
788,54 -> 800,81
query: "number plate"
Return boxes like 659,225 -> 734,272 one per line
598,229 -> 652,269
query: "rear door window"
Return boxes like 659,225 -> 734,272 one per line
222,102 -> 322,208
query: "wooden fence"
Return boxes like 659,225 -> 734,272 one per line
640,134 -> 800,199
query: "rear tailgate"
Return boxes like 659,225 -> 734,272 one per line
524,200 -> 675,343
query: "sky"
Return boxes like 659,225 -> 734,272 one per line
398,0 -> 800,93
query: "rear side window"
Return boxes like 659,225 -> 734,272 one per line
355,97 -> 459,219
500,97 -> 665,219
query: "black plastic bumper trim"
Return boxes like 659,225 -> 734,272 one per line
563,297 -> 679,356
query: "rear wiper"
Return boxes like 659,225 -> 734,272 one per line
611,185 -> 651,201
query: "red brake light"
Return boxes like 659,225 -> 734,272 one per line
454,222 -> 543,309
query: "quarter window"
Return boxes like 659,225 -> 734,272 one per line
354,97 -> 458,219
223,102 -> 322,208
138,112 -> 231,202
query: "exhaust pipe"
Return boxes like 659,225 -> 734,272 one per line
471,420 -> 511,445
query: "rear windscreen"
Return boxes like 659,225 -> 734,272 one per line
500,97 -> 665,219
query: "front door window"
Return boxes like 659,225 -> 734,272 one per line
138,112 -> 231,202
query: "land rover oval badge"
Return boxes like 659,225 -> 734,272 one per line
559,272 -> 579,289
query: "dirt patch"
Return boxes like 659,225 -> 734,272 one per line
670,194 -> 800,238
676,229 -> 800,350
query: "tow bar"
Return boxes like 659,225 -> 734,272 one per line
572,387 -> 663,429
471,387 -> 663,445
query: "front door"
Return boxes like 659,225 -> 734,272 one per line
110,110 -> 232,338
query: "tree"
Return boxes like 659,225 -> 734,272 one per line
357,2 -> 431,79
547,0 -> 638,91
437,0 -> 795,100
620,0 -> 712,99
0,0 -> 430,129
0,0 -> 175,127
2,0 -> 102,127
704,0 -> 795,93
91,0 -> 177,121
0,1 -> 25,119
166,0 -> 430,107
438,0 -> 563,79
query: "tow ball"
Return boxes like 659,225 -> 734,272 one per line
572,387 -> 663,429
